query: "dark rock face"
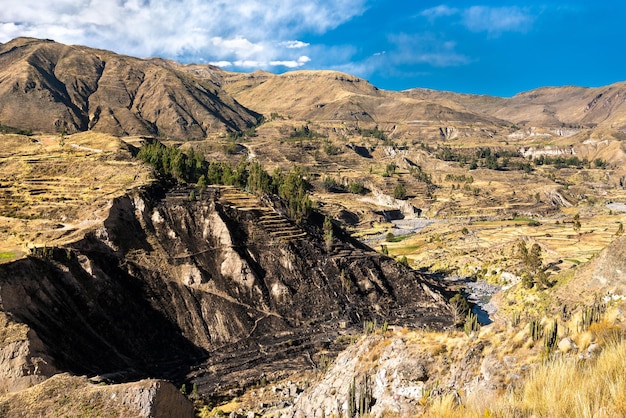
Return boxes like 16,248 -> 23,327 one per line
0,185 -> 451,396
0,38 -> 260,138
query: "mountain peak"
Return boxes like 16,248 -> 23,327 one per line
0,38 -> 260,139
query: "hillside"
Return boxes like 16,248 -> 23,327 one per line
405,82 -> 626,131
0,132 -> 452,414
3,37 -> 626,141
0,38 -> 260,139
192,67 -> 512,141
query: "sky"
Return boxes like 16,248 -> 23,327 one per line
0,0 -> 624,97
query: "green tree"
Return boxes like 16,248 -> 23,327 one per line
527,243 -> 543,276
323,216 -> 334,249
206,161 -> 223,184
449,293 -> 470,325
393,182 -> 407,200
196,174 -> 207,196
246,160 -> 272,195
516,240 -> 548,288
383,163 -> 397,177
277,167 -> 313,220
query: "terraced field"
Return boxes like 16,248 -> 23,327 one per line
0,132 -> 152,260
219,187 -> 308,243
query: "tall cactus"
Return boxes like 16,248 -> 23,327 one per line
464,311 -> 480,336
544,319 -> 558,353
348,377 -> 356,418
529,318 -> 543,341
346,374 -> 373,417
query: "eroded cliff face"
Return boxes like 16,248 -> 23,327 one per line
0,315 -> 57,394
0,185 -> 452,399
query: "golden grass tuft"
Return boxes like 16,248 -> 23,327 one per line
422,339 -> 626,417
500,338 -> 626,417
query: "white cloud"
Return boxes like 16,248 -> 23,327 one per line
0,0 -> 366,69
209,61 -> 233,67
270,60 -> 301,68
462,6 -> 534,35
234,60 -> 266,68
421,5 -> 459,20
279,40 -> 310,49
212,54 -> 311,69
330,32 -> 469,83
210,37 -> 265,59
419,5 -> 536,35
388,33 -> 470,67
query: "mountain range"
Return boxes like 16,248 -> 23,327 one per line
2,37 -> 626,140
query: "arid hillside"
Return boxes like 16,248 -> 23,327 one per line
192,64 -> 626,132
411,83 -> 626,130
0,37 -> 260,139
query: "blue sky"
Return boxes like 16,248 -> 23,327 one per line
1,0 -> 624,96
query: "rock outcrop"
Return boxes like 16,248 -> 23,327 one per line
0,184 -> 452,403
0,316 -> 58,394
0,373 -> 194,418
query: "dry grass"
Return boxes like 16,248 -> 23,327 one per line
419,337 -> 626,418
418,299 -> 626,418
506,339 -> 626,417
0,373 -> 141,417
0,132 -> 152,255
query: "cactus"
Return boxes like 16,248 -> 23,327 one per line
381,320 -> 389,333
348,377 -> 356,418
544,320 -> 558,353
464,311 -> 480,336
578,299 -> 606,332
510,311 -> 521,328
358,374 -> 373,415
529,318 -> 543,341
346,374 -> 373,417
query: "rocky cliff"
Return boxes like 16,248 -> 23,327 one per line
0,183 -> 452,404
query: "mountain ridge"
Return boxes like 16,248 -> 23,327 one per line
2,37 -> 626,138
0,37 -> 261,139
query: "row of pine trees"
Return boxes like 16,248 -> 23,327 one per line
137,140 -> 312,220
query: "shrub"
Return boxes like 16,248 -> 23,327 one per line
323,216 -> 334,247
348,181 -> 365,194
393,183 -> 407,200
383,163 -> 397,177
449,293 -> 470,325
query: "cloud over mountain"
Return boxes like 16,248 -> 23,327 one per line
0,0 -> 366,69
